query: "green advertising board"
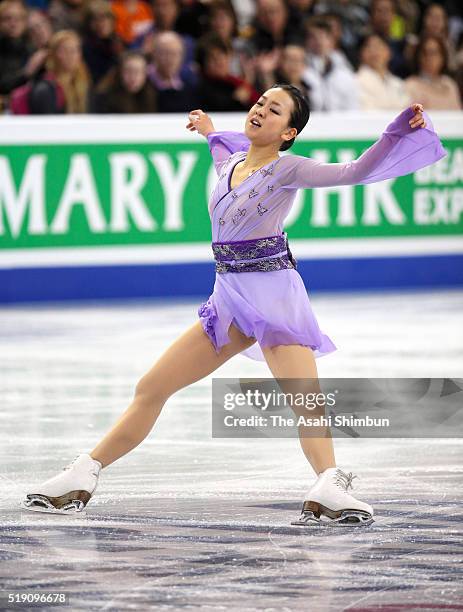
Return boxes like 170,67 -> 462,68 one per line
0,113 -> 462,301
1,113 -> 462,257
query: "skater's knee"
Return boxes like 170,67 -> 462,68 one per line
134,374 -> 169,408
285,381 -> 326,420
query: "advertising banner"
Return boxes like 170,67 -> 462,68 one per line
1,112 -> 462,301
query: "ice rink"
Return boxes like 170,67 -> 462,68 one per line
1,289 -> 462,611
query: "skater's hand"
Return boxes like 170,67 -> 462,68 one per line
186,109 -> 215,137
408,103 -> 426,129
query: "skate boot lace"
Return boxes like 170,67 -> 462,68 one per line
334,468 -> 358,492
63,455 -> 80,471
62,454 -> 100,477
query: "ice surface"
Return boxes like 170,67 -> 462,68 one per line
1,290 -> 462,610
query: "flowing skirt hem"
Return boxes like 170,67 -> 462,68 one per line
198,297 -> 337,362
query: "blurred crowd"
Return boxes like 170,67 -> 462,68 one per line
0,0 -> 462,115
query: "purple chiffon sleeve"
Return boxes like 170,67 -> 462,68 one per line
207,131 -> 251,175
278,107 -> 447,189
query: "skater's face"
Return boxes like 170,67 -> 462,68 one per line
245,87 -> 297,150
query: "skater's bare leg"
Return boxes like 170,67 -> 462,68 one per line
90,322 -> 256,468
262,344 -> 336,476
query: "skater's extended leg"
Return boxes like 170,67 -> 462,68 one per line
261,344 -> 336,476
262,344 -> 374,526
90,321 -> 256,468
21,321 -> 256,514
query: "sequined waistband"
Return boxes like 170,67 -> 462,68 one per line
211,233 -> 297,274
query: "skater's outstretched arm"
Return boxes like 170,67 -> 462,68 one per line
277,103 -> 446,189
186,108 -> 250,175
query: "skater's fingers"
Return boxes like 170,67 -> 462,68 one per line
409,110 -> 422,122
409,111 -> 424,129
410,102 -> 424,115
410,117 -> 425,129
408,102 -> 426,130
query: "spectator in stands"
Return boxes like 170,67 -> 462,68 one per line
314,0 -> 370,66
287,0 -> 316,22
285,0 -> 316,48
48,0 -> 87,34
208,1 -> 238,44
196,32 -> 259,111
369,0 -> 397,38
207,0 -> 242,77
405,34 -> 462,109
277,45 -> 311,100
422,3 -> 450,40
28,9 -> 53,51
456,33 -> 463,103
0,0 -> 43,95
174,0 -> 209,39
8,10 -> 54,114
94,50 -> 157,112
152,0 -> 180,32
368,0 -> 409,77
82,1 -> 123,86
245,0 -> 304,54
30,29 -> 90,113
148,31 -> 198,111
356,33 -> 411,110
255,44 -> 311,101
228,0 -> 255,31
320,11 -> 355,69
406,3 -> 457,72
111,0 -> 154,48
388,0 -> 418,38
147,0 -> 195,77
303,17 -> 359,110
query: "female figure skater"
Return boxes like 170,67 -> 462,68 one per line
21,85 -> 445,526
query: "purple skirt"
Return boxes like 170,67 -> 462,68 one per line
198,232 -> 337,361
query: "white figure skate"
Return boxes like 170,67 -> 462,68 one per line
291,467 -> 374,527
20,453 -> 102,515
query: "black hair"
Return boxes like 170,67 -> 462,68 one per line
358,32 -> 390,51
195,32 -> 232,71
370,0 -> 396,12
304,16 -> 333,37
270,83 -> 311,151
208,0 -> 239,39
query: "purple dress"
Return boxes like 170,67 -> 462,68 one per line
198,107 -> 446,362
